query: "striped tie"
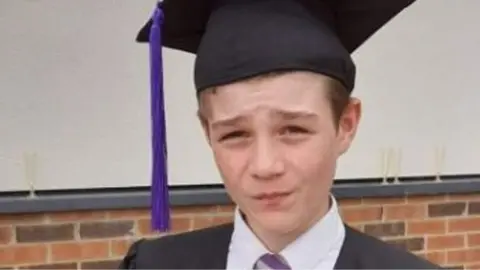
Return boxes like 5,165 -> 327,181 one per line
254,253 -> 291,269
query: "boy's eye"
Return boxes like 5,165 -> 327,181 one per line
283,125 -> 308,134
219,131 -> 247,141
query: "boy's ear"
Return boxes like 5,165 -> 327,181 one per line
337,98 -> 362,156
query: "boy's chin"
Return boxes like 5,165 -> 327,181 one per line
256,212 -> 303,235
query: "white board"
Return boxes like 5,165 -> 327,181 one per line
339,0 -> 480,180
1,0 -> 479,192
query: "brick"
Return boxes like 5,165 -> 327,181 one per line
384,204 -> 425,220
447,248 -> 480,264
449,217 -> 480,233
137,219 -> 154,236
340,206 -> 383,223
81,260 -> 121,269
446,265 -> 465,270
465,263 -> 480,270
351,224 -> 364,232
362,196 -> 406,205
0,213 -> 46,225
407,194 -> 446,204
469,202 -> 480,215
0,245 -> 48,266
192,216 -> 214,229
111,239 -> 137,257
16,224 -> 74,243
171,217 -> 193,232
337,198 -> 362,207
217,205 -> 236,213
49,210 -> 106,222
468,233 -> 480,247
19,262 -> 78,270
385,237 -> 424,252
171,205 -> 218,216
212,215 -> 234,226
421,251 -> 446,265
427,235 -> 465,250
448,193 -> 480,202
408,220 -> 446,235
429,202 -> 466,217
138,217 -> 190,235
191,215 -> 233,230
79,220 -> 134,239
107,209 -> 149,219
51,241 -> 109,261
193,214 -> 233,228
0,226 -> 12,244
364,222 -> 405,237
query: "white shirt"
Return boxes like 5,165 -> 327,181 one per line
226,195 -> 345,270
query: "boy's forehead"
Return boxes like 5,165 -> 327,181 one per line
201,72 -> 332,120
206,71 -> 332,99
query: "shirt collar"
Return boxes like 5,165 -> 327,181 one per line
229,206 -> 270,269
228,195 -> 345,269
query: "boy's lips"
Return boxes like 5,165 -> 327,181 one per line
253,191 -> 292,200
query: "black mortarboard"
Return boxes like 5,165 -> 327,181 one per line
136,0 -> 416,231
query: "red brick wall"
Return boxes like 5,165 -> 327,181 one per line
1,193 -> 479,270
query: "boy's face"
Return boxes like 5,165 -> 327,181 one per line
198,71 -> 361,236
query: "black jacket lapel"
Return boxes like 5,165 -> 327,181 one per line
333,224 -> 359,270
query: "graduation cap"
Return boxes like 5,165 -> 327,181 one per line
135,0 -> 416,231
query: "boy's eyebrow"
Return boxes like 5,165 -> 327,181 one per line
211,115 -> 245,130
273,110 -> 318,120
210,109 -> 319,129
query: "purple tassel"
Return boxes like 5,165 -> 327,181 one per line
149,3 -> 170,232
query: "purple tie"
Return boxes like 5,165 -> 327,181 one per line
254,253 -> 291,269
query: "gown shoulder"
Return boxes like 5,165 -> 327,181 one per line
118,239 -> 145,269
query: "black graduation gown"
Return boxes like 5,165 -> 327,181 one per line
118,223 -> 442,269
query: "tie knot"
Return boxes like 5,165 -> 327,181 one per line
254,253 -> 291,269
